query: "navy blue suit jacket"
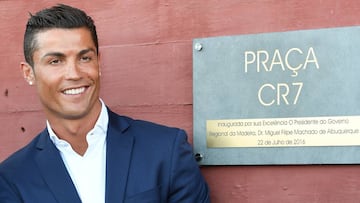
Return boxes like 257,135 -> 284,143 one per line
0,109 -> 210,203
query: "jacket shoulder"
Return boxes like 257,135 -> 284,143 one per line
0,131 -> 44,175
108,109 -> 185,140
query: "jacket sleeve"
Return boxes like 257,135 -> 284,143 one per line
168,129 -> 210,203
0,173 -> 23,203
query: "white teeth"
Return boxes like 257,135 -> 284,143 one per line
63,87 -> 86,95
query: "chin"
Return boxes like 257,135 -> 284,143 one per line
60,108 -> 90,120
63,113 -> 88,120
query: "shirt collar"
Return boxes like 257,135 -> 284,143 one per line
48,99 -> 109,146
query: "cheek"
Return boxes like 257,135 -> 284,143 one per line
34,72 -> 61,91
37,72 -> 56,82
85,66 -> 101,79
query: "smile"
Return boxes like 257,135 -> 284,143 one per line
63,87 -> 86,95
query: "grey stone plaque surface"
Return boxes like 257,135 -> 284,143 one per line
193,26 -> 360,165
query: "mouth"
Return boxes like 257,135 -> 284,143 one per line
62,86 -> 87,95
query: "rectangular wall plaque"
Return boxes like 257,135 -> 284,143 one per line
193,26 -> 360,165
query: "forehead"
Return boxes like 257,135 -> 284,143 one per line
34,27 -> 95,54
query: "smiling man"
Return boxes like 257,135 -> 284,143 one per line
22,27 -> 102,156
0,4 -> 210,203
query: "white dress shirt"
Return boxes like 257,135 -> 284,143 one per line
48,100 -> 108,203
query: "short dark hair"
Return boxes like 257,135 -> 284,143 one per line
23,4 -> 98,67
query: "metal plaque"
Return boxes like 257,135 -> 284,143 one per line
193,26 -> 360,165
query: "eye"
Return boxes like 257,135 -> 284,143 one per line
80,56 -> 92,62
49,59 -> 61,65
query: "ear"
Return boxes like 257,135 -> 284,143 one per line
20,62 -> 35,85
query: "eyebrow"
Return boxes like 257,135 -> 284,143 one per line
43,52 -> 65,59
42,48 -> 97,59
78,48 -> 97,56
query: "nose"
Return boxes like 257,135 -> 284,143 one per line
64,61 -> 82,80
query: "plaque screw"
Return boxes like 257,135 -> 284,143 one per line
194,43 -> 203,51
194,153 -> 203,162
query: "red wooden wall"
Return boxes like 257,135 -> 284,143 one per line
1,1 -> 360,202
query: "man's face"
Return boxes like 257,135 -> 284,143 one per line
22,28 -> 101,121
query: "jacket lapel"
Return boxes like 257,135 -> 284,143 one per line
105,110 -> 134,203
35,130 -> 81,203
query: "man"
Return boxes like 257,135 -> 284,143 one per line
0,4 -> 210,203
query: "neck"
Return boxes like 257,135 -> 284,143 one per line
47,101 -> 102,155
